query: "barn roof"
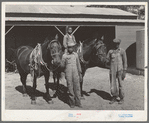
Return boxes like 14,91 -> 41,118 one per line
5,5 -> 145,26
6,5 -> 137,16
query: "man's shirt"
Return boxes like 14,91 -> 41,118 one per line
63,33 -> 76,49
106,48 -> 127,71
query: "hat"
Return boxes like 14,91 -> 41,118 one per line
113,39 -> 121,44
67,42 -> 75,47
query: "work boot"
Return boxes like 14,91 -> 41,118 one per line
118,99 -> 124,104
70,105 -> 75,108
109,97 -> 117,104
75,104 -> 82,108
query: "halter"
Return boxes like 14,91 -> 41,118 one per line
90,41 -> 107,64
47,40 -> 62,60
46,40 -> 62,72
95,42 -> 106,56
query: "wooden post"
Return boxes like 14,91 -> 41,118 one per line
5,25 -> 14,36
54,26 -> 64,36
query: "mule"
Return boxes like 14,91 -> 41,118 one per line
15,36 -> 62,104
76,38 -> 107,98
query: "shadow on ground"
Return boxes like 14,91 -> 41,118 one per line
15,82 -> 69,105
88,89 -> 112,101
48,82 -> 69,105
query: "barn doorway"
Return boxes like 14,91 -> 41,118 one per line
5,26 -> 115,61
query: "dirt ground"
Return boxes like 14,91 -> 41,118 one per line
5,67 -> 144,110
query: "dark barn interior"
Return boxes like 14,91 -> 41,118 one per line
5,26 -> 115,62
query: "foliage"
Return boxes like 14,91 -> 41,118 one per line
86,5 -> 145,20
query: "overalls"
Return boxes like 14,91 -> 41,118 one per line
107,48 -> 127,99
61,52 -> 82,106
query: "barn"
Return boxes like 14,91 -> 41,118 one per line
5,5 -> 145,69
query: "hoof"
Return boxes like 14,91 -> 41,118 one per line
86,92 -> 91,96
52,93 -> 57,98
47,100 -> 54,104
80,96 -> 85,100
31,100 -> 36,105
23,93 -> 28,97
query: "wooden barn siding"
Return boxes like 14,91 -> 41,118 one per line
116,25 -> 144,67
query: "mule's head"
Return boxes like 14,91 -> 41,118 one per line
47,39 -> 62,66
94,39 -> 107,66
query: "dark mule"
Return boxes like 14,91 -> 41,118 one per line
53,37 -> 107,99
76,38 -> 107,98
15,36 -> 62,104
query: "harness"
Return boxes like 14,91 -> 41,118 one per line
29,43 -> 45,80
29,41 -> 61,80
77,41 -> 89,64
78,40 -> 106,65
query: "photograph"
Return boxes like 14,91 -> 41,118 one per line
2,2 -> 147,121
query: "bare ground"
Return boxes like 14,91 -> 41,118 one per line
5,67 -> 144,110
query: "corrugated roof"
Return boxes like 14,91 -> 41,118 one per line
6,5 -> 137,16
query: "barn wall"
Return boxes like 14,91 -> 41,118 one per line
116,25 -> 144,50
116,25 -> 144,67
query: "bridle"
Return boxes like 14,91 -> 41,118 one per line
77,39 -> 98,65
90,41 -> 107,64
47,40 -> 62,59
46,40 -> 62,72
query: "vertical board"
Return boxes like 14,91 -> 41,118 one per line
136,30 -> 144,70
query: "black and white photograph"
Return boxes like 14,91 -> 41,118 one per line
2,2 -> 148,121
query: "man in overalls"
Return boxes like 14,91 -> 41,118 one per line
61,42 -> 82,108
106,39 -> 127,104
63,26 -> 76,53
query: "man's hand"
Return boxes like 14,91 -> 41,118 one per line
122,70 -> 126,80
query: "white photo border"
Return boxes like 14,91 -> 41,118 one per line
1,2 -> 148,121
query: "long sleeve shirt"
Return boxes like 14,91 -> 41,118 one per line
106,48 -> 127,71
63,33 -> 76,49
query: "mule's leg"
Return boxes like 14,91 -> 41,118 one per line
20,74 -> 28,97
55,72 -> 60,97
17,65 -> 28,97
80,80 -> 85,100
44,72 -> 53,104
31,75 -> 37,104
80,71 -> 86,100
53,72 -> 56,84
56,72 -> 60,92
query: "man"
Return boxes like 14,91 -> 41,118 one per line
63,26 -> 76,53
106,39 -> 127,104
61,42 -> 82,108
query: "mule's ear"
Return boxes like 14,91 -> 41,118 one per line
101,35 -> 104,41
55,34 -> 58,40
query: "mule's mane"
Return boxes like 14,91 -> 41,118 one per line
83,37 -> 94,44
42,37 -> 58,49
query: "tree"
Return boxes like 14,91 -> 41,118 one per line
86,5 -> 145,20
